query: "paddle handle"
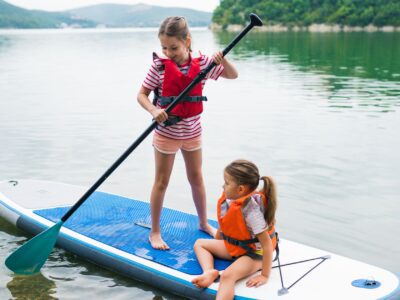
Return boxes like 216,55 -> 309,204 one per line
61,14 -> 263,222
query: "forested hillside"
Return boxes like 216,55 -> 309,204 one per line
0,1 -> 211,28
213,0 -> 400,28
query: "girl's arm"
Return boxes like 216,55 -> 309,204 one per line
137,86 -> 168,123
212,51 -> 238,79
246,230 -> 273,287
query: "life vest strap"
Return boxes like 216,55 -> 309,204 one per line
221,231 -> 276,245
273,232 -> 280,262
220,232 -> 258,246
155,95 -> 208,107
240,252 -> 263,260
152,89 -> 207,126
221,230 -> 278,259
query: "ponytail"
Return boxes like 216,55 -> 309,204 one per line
225,159 -> 278,226
260,176 -> 277,226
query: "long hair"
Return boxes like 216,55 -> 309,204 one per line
158,16 -> 192,51
224,159 -> 277,226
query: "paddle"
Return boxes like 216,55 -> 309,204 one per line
5,13 -> 263,275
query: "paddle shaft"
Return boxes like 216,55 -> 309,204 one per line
61,14 -> 263,222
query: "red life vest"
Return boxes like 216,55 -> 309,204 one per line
153,53 -> 207,120
217,191 -> 277,258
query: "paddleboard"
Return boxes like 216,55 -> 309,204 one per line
0,180 -> 399,299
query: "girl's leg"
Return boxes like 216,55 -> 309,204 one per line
149,149 -> 175,250
217,256 -> 262,300
191,239 -> 231,288
181,149 -> 216,237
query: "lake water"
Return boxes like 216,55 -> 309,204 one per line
0,28 -> 399,299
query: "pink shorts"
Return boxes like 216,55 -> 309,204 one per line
153,133 -> 202,154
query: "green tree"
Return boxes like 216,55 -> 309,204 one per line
213,0 -> 400,27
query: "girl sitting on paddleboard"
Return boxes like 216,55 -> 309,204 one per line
137,16 -> 238,250
192,159 -> 278,299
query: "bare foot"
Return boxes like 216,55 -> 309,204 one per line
149,232 -> 170,250
192,269 -> 219,288
199,223 -> 217,238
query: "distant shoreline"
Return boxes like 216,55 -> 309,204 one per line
0,27 -> 208,33
1,24 -> 399,33
210,23 -> 400,32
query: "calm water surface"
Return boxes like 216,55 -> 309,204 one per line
0,28 -> 399,299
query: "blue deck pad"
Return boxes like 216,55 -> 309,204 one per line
34,191 -> 232,275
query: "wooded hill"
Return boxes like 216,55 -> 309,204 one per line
213,0 -> 400,28
0,1 -> 211,29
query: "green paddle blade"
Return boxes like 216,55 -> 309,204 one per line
5,220 -> 64,275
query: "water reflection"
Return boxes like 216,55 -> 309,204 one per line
0,217 -> 25,237
214,31 -> 400,81
323,76 -> 400,113
214,31 -> 400,114
46,248 -> 184,300
7,273 -> 57,300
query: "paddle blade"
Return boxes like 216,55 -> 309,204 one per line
5,220 -> 63,275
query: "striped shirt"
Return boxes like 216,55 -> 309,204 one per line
142,53 -> 224,139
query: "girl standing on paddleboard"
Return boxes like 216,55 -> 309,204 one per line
137,16 -> 238,250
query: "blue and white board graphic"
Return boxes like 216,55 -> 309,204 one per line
1,180 -> 399,299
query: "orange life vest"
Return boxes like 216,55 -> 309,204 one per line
217,191 -> 277,258
153,53 -> 207,121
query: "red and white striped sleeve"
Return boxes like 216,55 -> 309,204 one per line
142,62 -> 161,91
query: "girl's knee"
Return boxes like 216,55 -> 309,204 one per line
194,238 -> 207,249
154,177 -> 170,191
220,269 -> 235,282
187,171 -> 204,186
194,238 -> 215,252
